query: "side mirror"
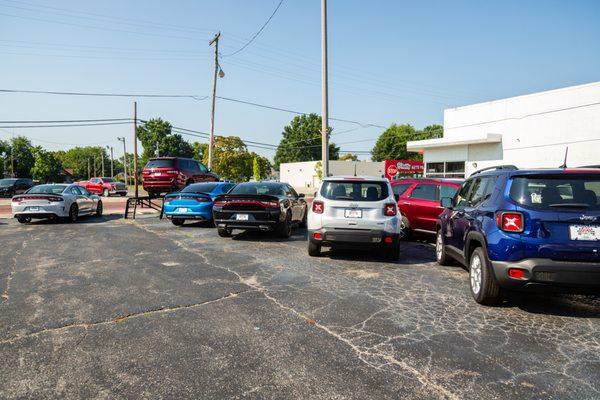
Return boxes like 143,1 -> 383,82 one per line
299,193 -> 305,198
440,197 -> 453,208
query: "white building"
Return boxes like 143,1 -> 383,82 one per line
280,160 -> 384,189
407,82 -> 600,178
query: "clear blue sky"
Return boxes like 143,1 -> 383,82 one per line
0,0 -> 599,160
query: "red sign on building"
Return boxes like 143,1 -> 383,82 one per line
384,160 -> 424,181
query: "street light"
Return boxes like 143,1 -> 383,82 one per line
117,137 -> 127,185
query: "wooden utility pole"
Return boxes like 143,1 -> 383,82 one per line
108,146 -> 114,177
133,101 -> 139,198
118,137 -> 127,187
87,158 -> 91,180
100,148 -> 105,177
321,0 -> 330,178
208,32 -> 221,170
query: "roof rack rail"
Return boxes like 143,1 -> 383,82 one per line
471,165 -> 518,175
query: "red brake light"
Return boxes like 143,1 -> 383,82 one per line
384,203 -> 397,216
496,212 -> 524,232
48,196 -> 64,202
12,197 -> 23,203
312,200 -> 324,214
214,200 -> 226,207
193,197 -> 210,202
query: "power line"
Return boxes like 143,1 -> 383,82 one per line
0,89 -> 208,100
0,118 -> 132,123
0,121 -> 133,128
221,0 -> 285,57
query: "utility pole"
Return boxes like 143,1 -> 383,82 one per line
208,32 -> 221,170
155,141 -> 159,157
10,130 -> 14,177
118,137 -> 127,187
107,146 -> 114,177
133,101 -> 139,198
321,0 -> 330,178
100,148 -> 105,177
87,158 -> 91,180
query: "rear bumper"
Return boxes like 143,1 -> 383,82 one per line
308,228 -> 399,247
213,209 -> 282,231
491,259 -> 600,290
12,204 -> 67,218
164,208 -> 212,221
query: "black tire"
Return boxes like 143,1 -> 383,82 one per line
102,188 -> 109,197
16,216 -> 31,224
217,227 -> 232,237
399,217 -> 412,241
435,229 -> 452,266
185,180 -> 193,187
148,191 -> 157,199
171,218 -> 185,226
308,241 -> 321,257
383,243 -> 400,261
68,204 -> 79,223
96,201 -> 103,217
276,212 -> 292,238
120,193 -> 127,197
469,247 -> 502,306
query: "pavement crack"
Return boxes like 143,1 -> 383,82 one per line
0,289 -> 252,346
1,240 -> 26,303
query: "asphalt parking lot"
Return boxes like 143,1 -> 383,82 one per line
0,215 -> 599,399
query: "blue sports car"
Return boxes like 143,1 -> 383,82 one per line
163,182 -> 235,226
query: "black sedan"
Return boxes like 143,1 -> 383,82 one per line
212,182 -> 307,238
0,178 -> 33,198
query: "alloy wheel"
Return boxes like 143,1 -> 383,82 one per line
436,232 -> 443,261
470,254 -> 482,295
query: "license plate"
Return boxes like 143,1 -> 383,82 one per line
28,206 -> 39,211
153,172 -> 162,176
236,214 -> 249,221
176,208 -> 189,213
569,225 -> 600,241
344,209 -> 362,218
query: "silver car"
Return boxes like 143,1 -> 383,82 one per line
11,184 -> 103,223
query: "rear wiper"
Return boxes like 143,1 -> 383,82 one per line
549,203 -> 590,208
335,196 -> 354,200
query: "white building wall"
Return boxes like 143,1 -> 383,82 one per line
279,161 -> 384,189
423,82 -> 600,176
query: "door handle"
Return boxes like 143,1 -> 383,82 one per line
402,201 -> 411,206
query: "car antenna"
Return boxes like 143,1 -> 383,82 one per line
353,163 -> 357,177
560,146 -> 569,169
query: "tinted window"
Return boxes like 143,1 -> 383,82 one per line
392,183 -> 411,197
230,182 -> 286,196
146,159 -> 175,168
510,175 -> 600,210
69,186 -> 81,195
28,184 -> 67,194
221,184 -> 235,193
0,179 -> 17,187
287,185 -> 299,197
455,180 -> 473,208
320,181 -> 389,201
182,183 -> 218,193
470,177 -> 497,206
78,186 -> 91,196
102,178 -> 114,182
197,162 -> 208,173
439,185 -> 458,200
410,184 -> 438,201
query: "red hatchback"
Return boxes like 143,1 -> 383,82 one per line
391,178 -> 462,238
142,157 -> 219,198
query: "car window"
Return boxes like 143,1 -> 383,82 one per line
510,175 -> 600,210
197,162 -> 208,173
230,182 -> 285,196
79,186 -> 91,196
68,186 -> 80,195
182,183 -> 218,193
469,176 -> 497,206
287,185 -> 299,198
28,184 -> 67,194
439,185 -> 458,200
455,179 -> 473,208
221,184 -> 234,193
320,181 -> 389,201
392,183 -> 411,197
146,159 -> 175,168
410,184 -> 438,201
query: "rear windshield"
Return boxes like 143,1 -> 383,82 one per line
27,185 -> 67,195
320,180 -> 389,201
145,159 -> 175,168
0,179 -> 17,187
182,183 -> 218,193
102,177 -> 115,182
510,175 -> 600,210
230,183 -> 286,196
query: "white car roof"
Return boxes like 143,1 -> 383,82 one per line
323,175 -> 388,182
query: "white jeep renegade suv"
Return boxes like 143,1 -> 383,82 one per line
307,176 -> 401,259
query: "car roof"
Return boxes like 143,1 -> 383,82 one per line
474,167 -> 600,177
391,177 -> 463,185
324,175 -> 388,182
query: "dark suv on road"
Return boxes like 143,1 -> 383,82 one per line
142,157 -> 219,198
436,165 -> 600,305
0,178 -> 33,197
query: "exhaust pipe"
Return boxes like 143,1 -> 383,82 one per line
259,225 -> 270,231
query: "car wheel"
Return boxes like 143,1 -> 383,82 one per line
120,193 -> 127,197
308,240 -> 321,257
299,208 -> 308,228
16,216 -> 31,224
217,227 -> 232,237
96,201 -> 103,217
398,217 -> 412,240
435,230 -> 452,265
277,212 -> 292,238
102,188 -> 109,197
383,242 -> 400,261
68,204 -> 79,223
171,218 -> 185,226
148,191 -> 156,199
469,247 -> 502,305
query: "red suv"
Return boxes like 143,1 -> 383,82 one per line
391,178 -> 462,238
142,157 -> 219,198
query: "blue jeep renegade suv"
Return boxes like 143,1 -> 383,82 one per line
436,165 -> 600,305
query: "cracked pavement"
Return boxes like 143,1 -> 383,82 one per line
0,216 -> 598,399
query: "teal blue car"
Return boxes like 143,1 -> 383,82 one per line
163,182 -> 235,226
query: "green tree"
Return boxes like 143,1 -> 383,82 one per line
371,123 -> 444,162
136,118 -> 193,166
4,136 -> 35,177
251,153 -> 272,180
0,139 -> 8,177
203,136 -> 252,181
31,147 -> 64,183
274,114 -> 339,169
252,156 -> 260,181
191,142 -> 208,162
339,153 -> 358,161
55,146 -> 107,180
417,124 -> 443,140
